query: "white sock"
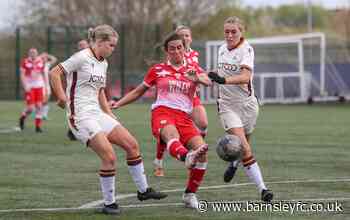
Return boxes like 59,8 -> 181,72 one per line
99,175 -> 116,205
128,162 -> 148,193
243,162 -> 267,193
153,158 -> 163,168
43,104 -> 49,118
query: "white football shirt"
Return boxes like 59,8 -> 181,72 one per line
59,48 -> 108,120
217,39 -> 255,103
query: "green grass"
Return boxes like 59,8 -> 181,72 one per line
0,101 -> 349,220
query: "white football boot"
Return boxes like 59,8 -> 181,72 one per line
182,193 -> 199,209
185,144 -> 208,169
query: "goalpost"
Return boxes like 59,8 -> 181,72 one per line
203,32 -> 328,104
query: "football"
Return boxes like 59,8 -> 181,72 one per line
216,134 -> 243,162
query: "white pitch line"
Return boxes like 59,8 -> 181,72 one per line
78,178 -> 350,209
0,126 -> 21,134
0,197 -> 349,213
79,193 -> 135,209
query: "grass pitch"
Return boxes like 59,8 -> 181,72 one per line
0,101 -> 349,220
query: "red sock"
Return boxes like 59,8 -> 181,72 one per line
156,141 -> 166,160
186,163 -> 207,193
167,139 -> 188,161
35,118 -> 42,128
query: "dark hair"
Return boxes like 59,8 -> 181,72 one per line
163,32 -> 186,51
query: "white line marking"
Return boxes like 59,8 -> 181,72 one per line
0,178 -> 349,213
0,198 -> 349,213
0,126 -> 21,134
79,194 -> 135,209
79,178 -> 350,208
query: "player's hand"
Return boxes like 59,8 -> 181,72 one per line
208,71 -> 226,84
185,69 -> 199,82
56,97 -> 67,109
109,100 -> 119,109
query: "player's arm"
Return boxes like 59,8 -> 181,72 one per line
185,68 -> 212,86
47,54 -> 58,66
49,65 -> 67,109
19,67 -> 29,92
197,72 -> 212,86
111,84 -> 148,109
99,88 -> 117,119
208,67 -> 251,85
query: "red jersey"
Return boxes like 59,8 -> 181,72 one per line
143,61 -> 202,114
21,57 -> 45,88
184,49 -> 199,65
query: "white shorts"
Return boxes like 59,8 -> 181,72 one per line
218,98 -> 259,134
68,112 -> 120,145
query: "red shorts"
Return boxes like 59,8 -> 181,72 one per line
192,96 -> 202,107
26,88 -> 43,105
25,91 -> 34,105
151,106 -> 200,146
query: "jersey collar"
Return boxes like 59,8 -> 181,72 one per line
167,59 -> 187,71
227,37 -> 244,51
89,47 -> 104,62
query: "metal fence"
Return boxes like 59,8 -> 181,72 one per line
1,24 -> 178,100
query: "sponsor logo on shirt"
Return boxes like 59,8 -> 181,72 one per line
218,62 -> 239,72
168,80 -> 191,94
88,74 -> 105,83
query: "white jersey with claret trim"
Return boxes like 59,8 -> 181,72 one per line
217,39 -> 255,104
59,48 -> 108,120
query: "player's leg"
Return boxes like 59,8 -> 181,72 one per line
106,118 -> 167,201
42,89 -> 50,120
69,117 -> 120,215
219,111 -> 242,182
19,91 -> 34,130
191,100 -> 208,137
152,107 -> 189,163
88,132 -> 120,215
227,127 -> 273,202
182,135 -> 208,209
33,88 -> 44,132
153,140 -> 166,177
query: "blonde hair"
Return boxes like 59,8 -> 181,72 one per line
88,24 -> 118,43
175,25 -> 191,34
224,16 -> 245,32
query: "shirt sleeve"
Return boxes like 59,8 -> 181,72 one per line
59,51 -> 84,75
143,66 -> 157,87
241,45 -> 254,71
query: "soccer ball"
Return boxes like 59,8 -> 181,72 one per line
216,134 -> 243,162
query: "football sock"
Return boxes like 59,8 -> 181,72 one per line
153,158 -> 163,168
35,118 -> 42,128
185,162 -> 207,193
167,139 -> 188,161
99,169 -> 116,205
42,104 -> 49,118
243,156 -> 266,193
127,155 -> 148,193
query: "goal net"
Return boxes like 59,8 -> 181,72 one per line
202,32 -> 343,104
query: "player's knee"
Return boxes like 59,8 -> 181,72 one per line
103,152 -> 116,166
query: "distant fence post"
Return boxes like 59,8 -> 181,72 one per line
47,26 -> 52,54
155,24 -> 161,60
15,27 -> 21,100
119,24 -> 126,96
